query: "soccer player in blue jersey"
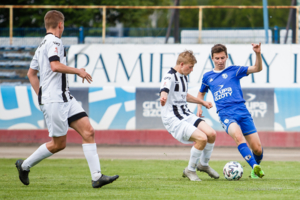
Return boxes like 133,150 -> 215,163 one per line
197,43 -> 264,179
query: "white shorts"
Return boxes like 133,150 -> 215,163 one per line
40,97 -> 87,137
162,114 -> 204,144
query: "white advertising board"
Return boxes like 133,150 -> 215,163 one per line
67,44 -> 300,88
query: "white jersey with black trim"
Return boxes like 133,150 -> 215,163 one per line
160,68 -> 193,122
30,33 -> 72,105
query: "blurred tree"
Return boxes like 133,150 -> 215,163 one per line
0,0 -> 292,28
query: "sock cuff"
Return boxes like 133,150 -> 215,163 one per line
205,142 -> 215,149
191,146 -> 203,155
42,143 -> 53,156
82,143 -> 97,151
237,143 -> 248,151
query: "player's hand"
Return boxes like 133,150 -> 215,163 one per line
78,68 -> 93,84
160,96 -> 167,106
203,101 -> 213,109
252,43 -> 261,54
197,107 -> 204,118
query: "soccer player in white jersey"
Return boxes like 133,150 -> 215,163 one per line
15,10 -> 119,188
198,44 -> 264,179
160,50 -> 219,181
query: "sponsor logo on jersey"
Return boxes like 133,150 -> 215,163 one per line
245,93 -> 267,117
164,77 -> 171,80
224,119 -> 229,123
39,39 -> 46,48
209,78 -> 214,82
142,93 -> 161,117
54,47 -> 58,54
244,155 -> 251,161
222,73 -> 228,79
163,82 -> 167,86
214,85 -> 233,101
53,41 -> 60,46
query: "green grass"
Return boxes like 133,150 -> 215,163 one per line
1,159 -> 300,200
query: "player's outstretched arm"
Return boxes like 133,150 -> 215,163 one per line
196,92 -> 206,117
160,91 -> 168,106
247,43 -> 263,74
50,61 -> 93,83
186,93 -> 212,109
27,68 -> 40,95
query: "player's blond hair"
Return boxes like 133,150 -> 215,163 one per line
44,10 -> 65,30
176,50 -> 197,65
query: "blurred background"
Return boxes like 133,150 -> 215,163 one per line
0,0 -> 299,148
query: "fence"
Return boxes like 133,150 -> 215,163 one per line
0,5 -> 299,45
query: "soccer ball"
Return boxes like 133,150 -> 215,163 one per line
223,161 -> 243,180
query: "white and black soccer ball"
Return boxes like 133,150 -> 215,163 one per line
223,161 -> 243,180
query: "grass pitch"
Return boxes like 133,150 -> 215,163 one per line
1,159 -> 299,200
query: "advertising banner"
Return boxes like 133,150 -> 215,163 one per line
136,88 -> 164,129
67,44 -> 300,88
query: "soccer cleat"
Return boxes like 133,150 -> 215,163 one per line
253,164 -> 265,178
249,169 -> 259,179
197,163 -> 220,179
92,174 -> 119,188
182,167 -> 201,181
15,159 -> 30,185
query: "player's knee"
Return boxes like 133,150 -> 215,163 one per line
84,126 -> 95,139
252,145 -> 262,155
53,142 -> 66,152
207,129 -> 217,141
195,133 -> 207,144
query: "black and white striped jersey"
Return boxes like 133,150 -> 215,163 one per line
160,68 -> 193,122
30,33 -> 72,105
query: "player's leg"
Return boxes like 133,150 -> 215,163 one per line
239,113 -> 264,178
245,132 -> 263,164
227,123 -> 258,169
182,128 -> 207,181
69,114 -> 119,188
16,103 -> 68,185
196,120 -> 219,179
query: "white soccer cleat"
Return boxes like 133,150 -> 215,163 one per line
182,167 -> 201,181
197,163 -> 220,179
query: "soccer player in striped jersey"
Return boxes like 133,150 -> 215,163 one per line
198,44 -> 264,179
15,10 -> 118,188
160,50 -> 219,181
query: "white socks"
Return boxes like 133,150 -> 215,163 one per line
188,146 -> 203,171
21,143 -> 53,171
200,142 -> 215,166
82,143 -> 102,181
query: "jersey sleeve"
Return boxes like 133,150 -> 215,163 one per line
47,39 -> 62,63
236,66 -> 249,79
29,50 -> 39,70
199,76 -> 209,93
160,73 -> 172,94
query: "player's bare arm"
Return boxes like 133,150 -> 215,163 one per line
247,43 -> 263,74
50,61 -> 93,83
27,68 -> 40,95
160,91 -> 168,106
196,91 -> 206,117
186,93 -> 212,109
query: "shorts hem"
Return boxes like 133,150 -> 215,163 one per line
68,112 -> 88,126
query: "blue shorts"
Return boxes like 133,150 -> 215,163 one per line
218,104 -> 257,136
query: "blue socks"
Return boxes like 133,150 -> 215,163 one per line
253,148 -> 263,165
237,143 -> 257,168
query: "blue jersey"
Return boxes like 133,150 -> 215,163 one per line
200,65 -> 249,112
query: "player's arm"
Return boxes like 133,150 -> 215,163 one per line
27,68 -> 40,95
160,91 -> 168,106
247,43 -> 262,74
186,93 -> 212,109
197,91 -> 206,117
50,61 -> 93,83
